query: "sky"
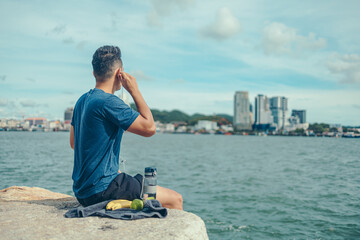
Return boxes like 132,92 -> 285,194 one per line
0,0 -> 360,125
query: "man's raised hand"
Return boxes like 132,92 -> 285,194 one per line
118,72 -> 139,95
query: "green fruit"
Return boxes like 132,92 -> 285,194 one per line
130,199 -> 143,210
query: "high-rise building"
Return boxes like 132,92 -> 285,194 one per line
64,107 -> 74,124
270,96 -> 288,129
249,103 -> 254,125
233,91 -> 252,130
291,110 -> 306,123
254,94 -> 273,127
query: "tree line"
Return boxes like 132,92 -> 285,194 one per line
130,103 -> 232,126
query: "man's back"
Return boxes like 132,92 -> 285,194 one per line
71,88 -> 139,199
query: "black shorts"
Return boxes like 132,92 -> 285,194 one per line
77,173 -> 144,207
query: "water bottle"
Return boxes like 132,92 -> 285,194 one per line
143,167 -> 157,199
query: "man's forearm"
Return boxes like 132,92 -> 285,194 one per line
119,71 -> 155,135
119,71 -> 153,120
131,90 -> 154,123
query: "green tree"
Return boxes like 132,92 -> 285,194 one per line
308,123 -> 329,134
294,128 -> 305,135
130,103 -> 234,125
330,127 -> 338,132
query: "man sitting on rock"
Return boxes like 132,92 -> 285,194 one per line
70,45 -> 183,210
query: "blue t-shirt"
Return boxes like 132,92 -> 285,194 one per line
71,88 -> 139,199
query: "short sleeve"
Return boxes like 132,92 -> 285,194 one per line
103,95 -> 140,130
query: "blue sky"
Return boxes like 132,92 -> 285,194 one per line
0,0 -> 359,125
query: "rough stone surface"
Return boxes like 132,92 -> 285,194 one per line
0,186 -> 208,240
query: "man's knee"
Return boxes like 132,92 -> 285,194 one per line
157,186 -> 183,210
176,192 -> 183,210
178,193 -> 183,205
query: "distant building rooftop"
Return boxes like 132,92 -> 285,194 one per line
26,117 -> 47,121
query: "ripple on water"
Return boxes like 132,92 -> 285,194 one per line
1,133 -> 360,240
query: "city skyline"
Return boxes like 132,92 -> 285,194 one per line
234,91 -> 305,131
0,91 -> 359,127
0,1 -> 360,125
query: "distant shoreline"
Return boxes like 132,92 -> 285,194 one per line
1,130 -> 359,138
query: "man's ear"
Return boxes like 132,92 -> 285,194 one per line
116,68 -> 122,79
93,71 -> 95,78
115,69 -> 122,85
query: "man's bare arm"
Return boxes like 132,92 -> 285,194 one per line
118,71 -> 156,137
70,126 -> 75,149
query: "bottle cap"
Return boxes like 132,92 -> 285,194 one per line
145,167 -> 157,176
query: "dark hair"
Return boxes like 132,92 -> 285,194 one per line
92,45 -> 122,81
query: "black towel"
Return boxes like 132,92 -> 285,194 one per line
64,199 -> 167,220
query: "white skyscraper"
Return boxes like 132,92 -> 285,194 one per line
233,91 -> 252,130
118,90 -> 130,106
254,94 -> 273,126
270,96 -> 288,129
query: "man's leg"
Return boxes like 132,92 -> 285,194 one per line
156,186 -> 183,210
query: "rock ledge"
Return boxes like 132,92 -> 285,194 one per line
0,186 -> 208,240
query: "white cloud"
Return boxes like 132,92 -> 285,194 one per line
20,100 -> 37,108
142,87 -> 233,114
62,37 -> 75,44
110,12 -> 118,30
130,70 -> 154,81
353,104 -> 360,110
19,100 -> 49,108
76,41 -> 87,50
172,78 -> 186,84
327,53 -> 360,84
262,22 -> 326,56
51,24 -> 67,34
0,98 -> 8,106
147,0 -> 194,27
150,0 -> 194,16
200,7 -> 241,41
62,91 -> 74,95
147,10 -> 162,27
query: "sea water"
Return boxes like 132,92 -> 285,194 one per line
0,132 -> 359,239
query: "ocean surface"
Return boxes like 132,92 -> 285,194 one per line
0,132 -> 359,239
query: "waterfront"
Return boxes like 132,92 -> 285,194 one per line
0,132 -> 359,239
